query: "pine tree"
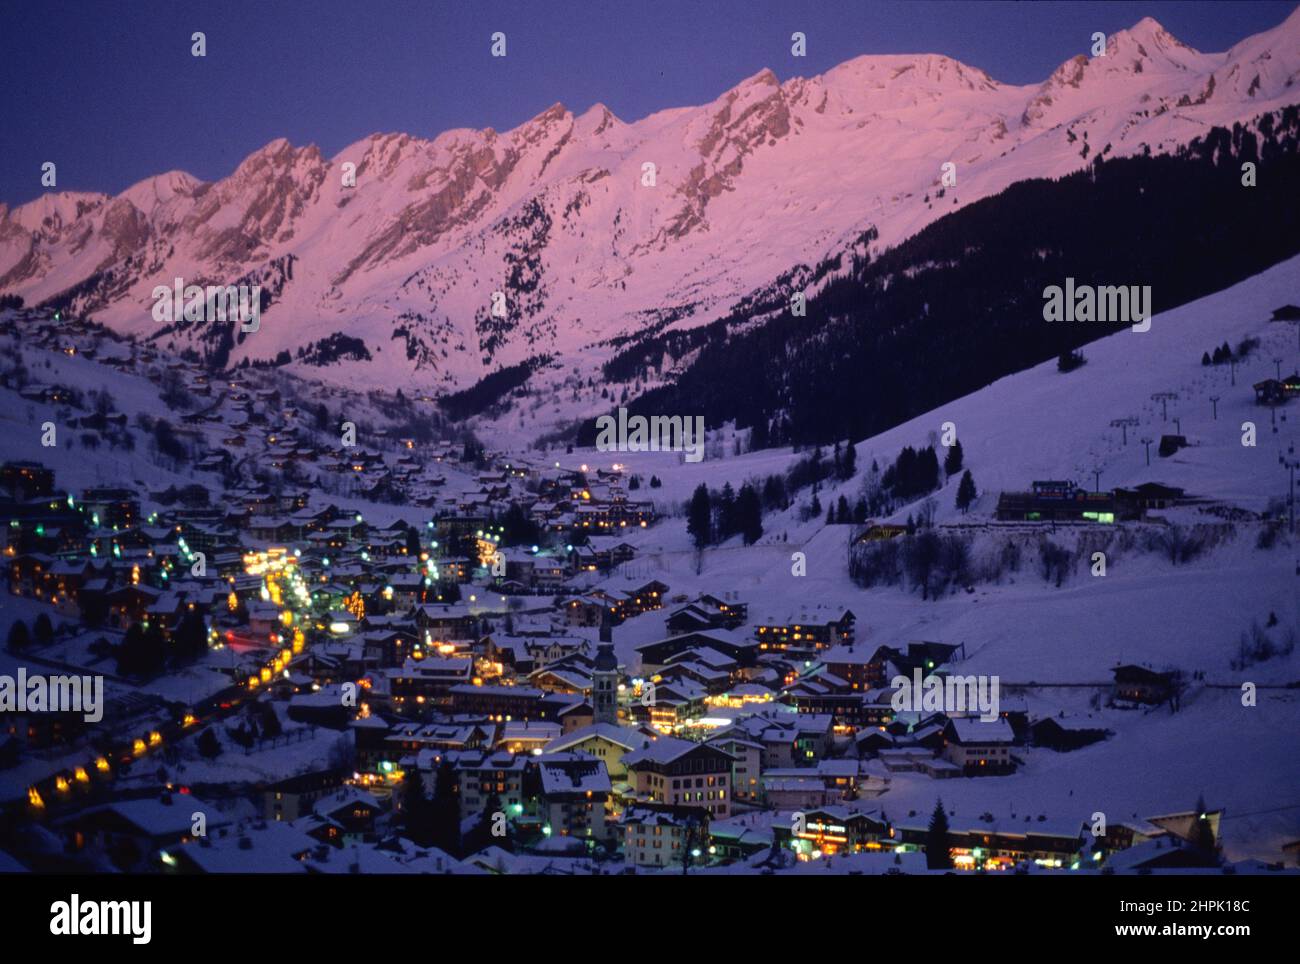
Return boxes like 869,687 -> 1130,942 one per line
840,442 -> 857,480
926,798 -> 953,869
943,440 -> 964,477
32,613 -> 54,647
175,609 -> 207,663
430,758 -> 461,856
736,484 -> 764,545
197,728 -> 222,759
259,703 -> 282,740
6,620 -> 31,653
717,483 -> 737,540
465,793 -> 504,855
956,470 -> 977,513
687,484 -> 713,549
836,495 -> 850,524
403,767 -> 433,847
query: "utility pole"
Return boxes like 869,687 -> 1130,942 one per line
1173,417 -> 1181,435
1275,357 -> 1284,380
1230,356 -> 1237,386
1140,437 -> 1153,467
1209,395 -> 1220,420
1093,467 -> 1102,493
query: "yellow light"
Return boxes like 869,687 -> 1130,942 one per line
132,738 -> 147,756
56,775 -> 70,793
74,766 -> 89,783
148,731 -> 162,746
28,787 -> 44,808
95,756 -> 110,772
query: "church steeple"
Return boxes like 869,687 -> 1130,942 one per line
593,616 -> 619,724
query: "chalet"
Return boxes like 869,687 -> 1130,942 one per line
1254,378 -> 1286,405
561,595 -> 606,628
449,750 -> 528,816
569,538 -> 636,573
529,664 -> 593,697
753,607 -> 856,651
496,721 -> 563,755
627,677 -> 710,730
414,603 -> 480,640
623,736 -> 735,817
637,630 -> 758,673
664,594 -> 747,634
1,461 -> 54,499
542,722 -> 654,780
314,787 -> 383,844
386,656 -> 474,709
942,718 -> 1017,775
1111,664 -> 1179,706
80,487 -> 139,529
379,722 -> 495,767
56,796 -> 233,870
772,806 -> 891,859
622,804 -> 706,869
448,684 -> 548,721
528,752 -> 612,841
1030,716 -> 1111,751
263,768 -> 347,822
711,711 -> 835,769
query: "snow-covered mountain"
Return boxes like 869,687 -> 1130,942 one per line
3,10 -> 1300,394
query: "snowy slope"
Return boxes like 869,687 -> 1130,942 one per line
551,256 -> 1300,859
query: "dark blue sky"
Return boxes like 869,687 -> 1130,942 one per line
2,0 -> 1296,206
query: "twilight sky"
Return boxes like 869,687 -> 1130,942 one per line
1,0 -> 1296,206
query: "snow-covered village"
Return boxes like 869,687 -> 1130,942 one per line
0,2 -> 1297,921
